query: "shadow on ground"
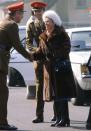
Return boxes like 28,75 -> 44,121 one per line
71,120 -> 86,130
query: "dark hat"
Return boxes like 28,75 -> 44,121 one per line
31,1 -> 47,11
7,2 -> 24,12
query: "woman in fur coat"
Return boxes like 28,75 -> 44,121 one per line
31,10 -> 76,127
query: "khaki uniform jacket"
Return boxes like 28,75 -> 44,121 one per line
26,16 -> 45,52
0,15 -> 30,74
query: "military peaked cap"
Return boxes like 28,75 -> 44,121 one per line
31,1 -> 47,11
7,2 -> 24,12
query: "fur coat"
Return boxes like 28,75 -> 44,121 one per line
33,26 -> 76,101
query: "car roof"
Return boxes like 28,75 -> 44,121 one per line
19,26 -> 91,32
19,26 -> 91,33
66,27 -> 91,32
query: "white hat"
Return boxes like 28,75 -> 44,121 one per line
42,10 -> 62,26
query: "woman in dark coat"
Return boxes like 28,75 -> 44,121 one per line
31,10 -> 76,127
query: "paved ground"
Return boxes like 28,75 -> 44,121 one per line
7,87 -> 90,131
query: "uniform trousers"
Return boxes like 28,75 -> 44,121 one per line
0,71 -> 8,124
33,61 -> 44,118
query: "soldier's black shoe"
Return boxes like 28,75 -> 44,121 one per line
56,119 -> 70,127
86,123 -> 91,130
51,116 -> 56,121
32,118 -> 44,123
51,119 -> 60,127
0,124 -> 17,130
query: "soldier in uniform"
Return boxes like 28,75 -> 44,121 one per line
0,2 -> 32,130
26,1 -> 50,123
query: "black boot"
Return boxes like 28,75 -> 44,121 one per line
0,124 -> 17,130
56,100 -> 70,127
51,101 -> 61,127
56,119 -> 70,127
51,120 -> 59,127
32,115 -> 44,123
51,116 -> 56,121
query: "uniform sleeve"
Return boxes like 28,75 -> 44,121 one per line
8,23 -> 30,60
26,21 -> 37,52
32,38 -> 46,61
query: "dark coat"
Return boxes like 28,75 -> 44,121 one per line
33,25 -> 76,100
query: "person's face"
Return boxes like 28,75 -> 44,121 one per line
44,17 -> 55,31
33,9 -> 44,20
14,10 -> 24,23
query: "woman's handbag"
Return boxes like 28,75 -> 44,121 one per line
54,58 -> 71,73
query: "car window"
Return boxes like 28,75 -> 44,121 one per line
71,31 -> 91,51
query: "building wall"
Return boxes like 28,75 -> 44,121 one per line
0,0 -> 91,28
20,2 -> 31,25
67,0 -> 91,27
42,0 -> 91,27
